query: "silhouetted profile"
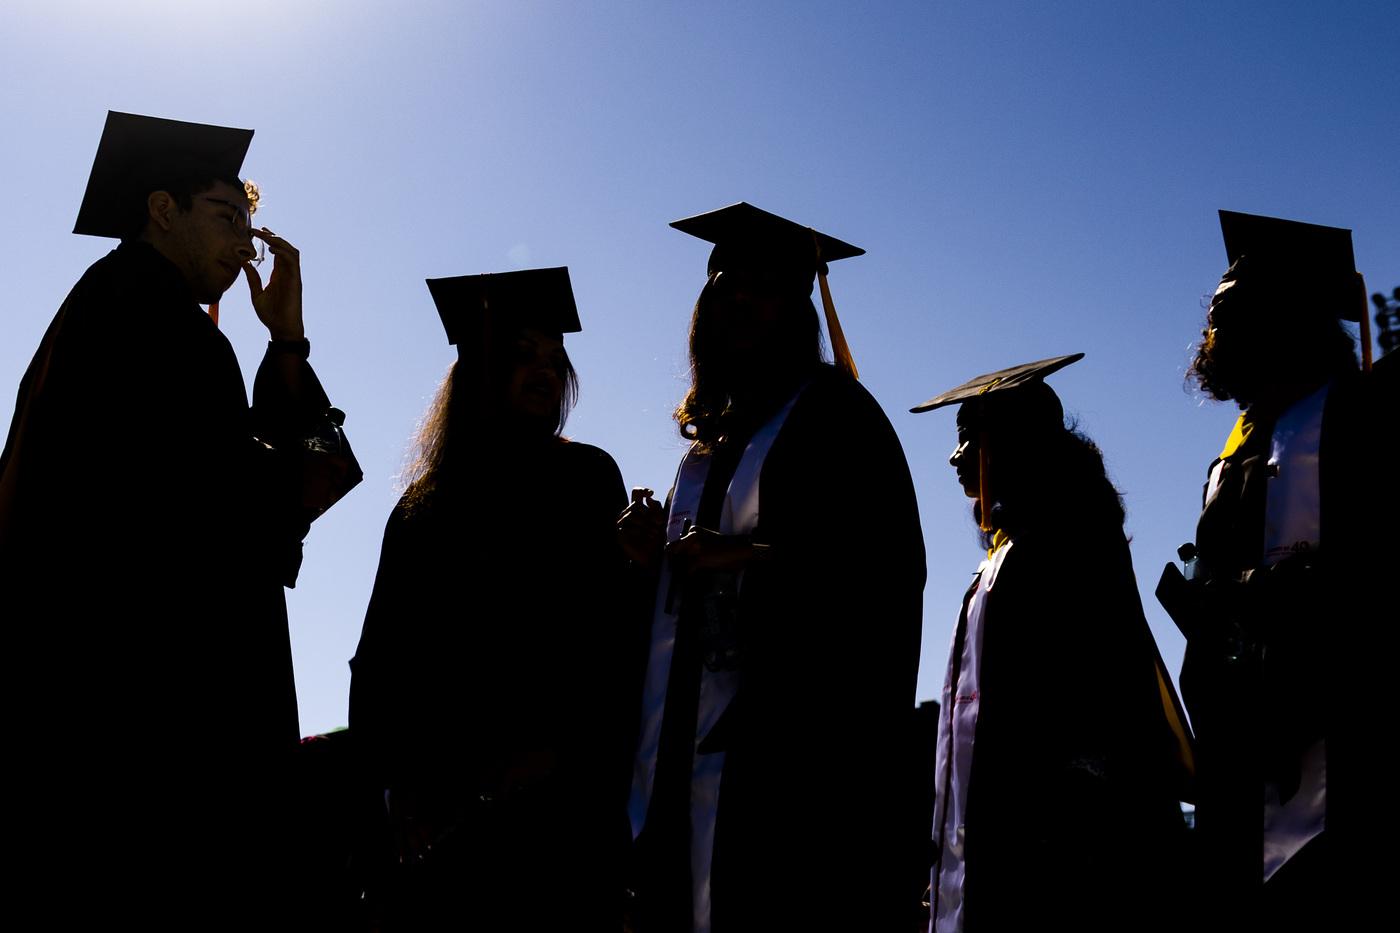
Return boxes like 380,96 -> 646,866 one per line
0,112 -> 359,924
912,355 -> 1192,932
349,267 -> 631,930
620,203 -> 926,932
1162,210 -> 1398,927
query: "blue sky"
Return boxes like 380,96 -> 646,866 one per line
2,0 -> 1397,735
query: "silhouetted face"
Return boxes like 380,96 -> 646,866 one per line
162,179 -> 257,304
1200,271 -> 1262,396
708,270 -> 796,369
504,327 -> 567,424
950,404 -> 981,499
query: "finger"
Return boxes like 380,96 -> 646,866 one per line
261,244 -> 301,271
631,487 -> 654,504
252,228 -> 300,257
261,238 -> 299,257
242,262 -> 264,299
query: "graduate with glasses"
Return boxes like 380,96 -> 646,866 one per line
0,111 -> 358,923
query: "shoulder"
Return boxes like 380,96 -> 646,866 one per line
784,365 -> 910,465
1320,365 -> 1393,444
558,439 -> 621,470
1001,519 -> 1127,580
55,246 -> 212,351
555,440 -> 628,503
557,439 -> 623,479
48,250 -> 128,337
797,364 -> 888,418
1360,354 -> 1399,409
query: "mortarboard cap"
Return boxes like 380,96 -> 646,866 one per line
910,353 -> 1084,413
74,111 -> 254,239
1218,210 -> 1359,321
426,267 -> 581,346
912,353 -> 1083,534
671,202 -> 864,379
670,201 -> 864,281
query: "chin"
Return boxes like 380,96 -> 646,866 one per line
192,276 -> 232,306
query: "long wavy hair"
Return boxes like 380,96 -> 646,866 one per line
399,332 -> 579,511
967,384 -> 1126,548
673,273 -> 824,449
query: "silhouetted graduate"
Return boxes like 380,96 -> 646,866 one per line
1166,211 -> 1398,927
913,355 -> 1192,932
621,203 -> 926,932
348,268 -> 631,930
0,112 -> 359,924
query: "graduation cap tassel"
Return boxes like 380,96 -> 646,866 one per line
1153,655 -> 1197,798
977,431 -> 993,533
818,270 -> 859,381
1358,272 -> 1373,372
810,228 -> 859,381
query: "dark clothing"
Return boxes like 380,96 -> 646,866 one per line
0,241 -> 347,924
634,365 -> 927,932
952,528 -> 1188,932
1179,359 -> 1397,927
349,438 -> 631,931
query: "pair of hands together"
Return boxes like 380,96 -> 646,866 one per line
617,487 -> 760,576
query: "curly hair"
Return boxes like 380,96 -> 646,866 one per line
1189,260 -> 1359,404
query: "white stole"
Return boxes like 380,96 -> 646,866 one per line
1261,382 -> 1329,882
628,387 -> 805,933
931,541 -> 1013,933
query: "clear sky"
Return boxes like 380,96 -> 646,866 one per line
2,0 -> 1397,735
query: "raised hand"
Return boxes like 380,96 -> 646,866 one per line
243,228 -> 304,341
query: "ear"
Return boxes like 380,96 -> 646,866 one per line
146,190 -> 177,232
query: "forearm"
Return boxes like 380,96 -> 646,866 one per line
250,339 -> 333,441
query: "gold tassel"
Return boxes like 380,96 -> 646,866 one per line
810,228 -> 859,380
977,429 -> 993,533
1154,657 -> 1197,792
974,379 -> 1001,533
1358,272 -> 1373,373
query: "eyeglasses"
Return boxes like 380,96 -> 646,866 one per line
200,196 -> 266,265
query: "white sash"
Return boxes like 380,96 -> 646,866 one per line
1262,383 -> 1328,567
628,387 -> 805,933
931,541 -> 1012,933
1261,382 -> 1329,881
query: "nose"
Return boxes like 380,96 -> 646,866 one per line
234,235 -> 256,263
949,441 -> 968,468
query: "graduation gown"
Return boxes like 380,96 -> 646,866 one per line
934,525 -> 1188,932
1179,357 -> 1398,926
349,438 -> 631,930
0,241 -> 350,921
634,364 -> 927,932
